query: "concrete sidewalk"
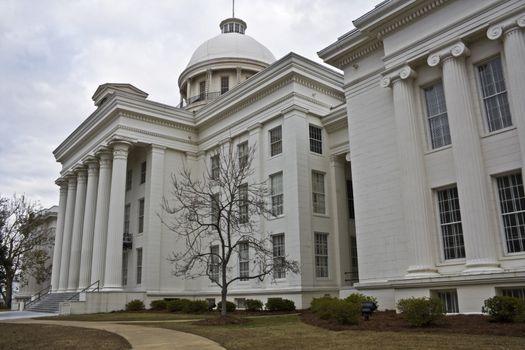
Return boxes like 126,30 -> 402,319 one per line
0,311 -> 57,320
7,319 -> 226,350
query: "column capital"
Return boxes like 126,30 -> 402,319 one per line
55,177 -> 68,189
380,65 -> 417,88
427,41 -> 470,67
66,174 -> 77,189
74,166 -> 88,184
109,140 -> 131,160
487,13 -> 525,40
84,157 -> 99,176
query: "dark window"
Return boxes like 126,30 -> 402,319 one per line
136,248 -> 142,284
138,198 -> 145,234
124,204 -> 131,234
437,187 -> 466,260
309,125 -> 322,154
424,82 -> 451,149
239,242 -> 249,281
140,161 -> 146,184
269,126 -> 282,157
239,183 -> 248,224
126,170 -> 132,191
221,76 -> 229,94
211,155 -> 220,180
199,81 -> 206,101
496,173 -> 525,253
436,290 -> 459,313
238,141 -> 248,168
272,233 -> 285,279
346,180 -> 355,219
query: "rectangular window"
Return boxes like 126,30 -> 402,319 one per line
270,172 -> 283,216
501,287 -> 525,300
122,251 -> 128,286
211,154 -> 220,180
238,184 -> 248,224
136,248 -> 142,285
211,193 -> 220,224
269,126 -> 282,157
478,57 -> 512,132
209,245 -> 220,283
140,161 -> 146,184
126,170 -> 132,191
436,290 -> 459,313
272,233 -> 285,279
235,298 -> 246,309
437,187 -> 466,260
138,198 -> 145,234
350,236 -> 359,283
424,81 -> 451,149
346,180 -> 355,219
309,125 -> 323,154
124,204 -> 131,234
238,141 -> 248,168
239,242 -> 249,281
315,232 -> 329,278
199,81 -> 206,101
221,76 -> 229,94
312,171 -> 326,214
496,173 -> 525,253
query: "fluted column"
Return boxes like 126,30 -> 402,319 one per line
67,168 -> 88,291
58,175 -> 77,291
380,66 -> 438,276
103,141 -> 131,290
428,41 -> 501,271
78,159 -> 99,290
90,150 -> 112,286
488,14 -> 525,175
50,178 -> 68,292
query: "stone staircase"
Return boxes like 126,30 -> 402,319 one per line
25,292 -> 79,314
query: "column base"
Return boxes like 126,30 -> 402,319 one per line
464,259 -> 502,274
102,286 -> 123,292
405,265 -> 440,278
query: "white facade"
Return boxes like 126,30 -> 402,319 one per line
48,0 -> 525,314
319,0 -> 525,313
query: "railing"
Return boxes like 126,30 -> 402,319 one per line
24,285 -> 51,308
67,280 -> 100,301
179,91 -> 222,108
123,232 -> 133,249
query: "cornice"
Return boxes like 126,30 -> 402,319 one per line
335,40 -> 383,68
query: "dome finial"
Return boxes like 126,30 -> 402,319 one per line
232,0 -> 235,18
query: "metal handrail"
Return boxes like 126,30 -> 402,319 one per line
24,285 -> 51,308
67,280 -> 100,301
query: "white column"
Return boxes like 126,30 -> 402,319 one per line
90,150 -> 112,286
103,141 -> 131,290
78,159 -> 99,290
58,175 -> 77,291
50,178 -> 67,292
329,155 -> 348,286
428,42 -> 501,271
380,66 -> 438,276
206,69 -> 212,95
67,168 -> 88,291
236,66 -> 242,85
144,145 -> 165,292
487,14 -> 525,175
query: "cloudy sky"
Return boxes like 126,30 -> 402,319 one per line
0,0 -> 375,208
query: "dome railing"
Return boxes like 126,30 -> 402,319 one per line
181,91 -> 222,108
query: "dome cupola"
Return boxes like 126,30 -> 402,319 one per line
178,16 -> 275,112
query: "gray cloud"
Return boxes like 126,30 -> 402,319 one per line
0,0 -> 374,207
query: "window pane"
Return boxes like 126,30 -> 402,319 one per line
271,172 -> 283,216
136,248 -> 143,284
497,173 -> 525,253
437,187 -> 465,259
314,232 -> 328,278
270,126 -> 282,156
312,172 -> 325,214
272,234 -> 285,278
239,242 -> 249,280
309,125 -> 322,154
424,82 -> 451,149
138,198 -> 145,234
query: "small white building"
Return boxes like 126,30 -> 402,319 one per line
46,0 -> 525,314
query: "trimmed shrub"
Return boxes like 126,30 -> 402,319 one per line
150,299 -> 168,311
217,300 -> 236,312
265,298 -> 296,312
345,293 -> 378,308
482,296 -> 525,323
245,299 -> 263,312
126,299 -> 145,312
167,298 -> 191,312
397,297 -> 444,327
310,297 -> 360,325
183,300 -> 209,313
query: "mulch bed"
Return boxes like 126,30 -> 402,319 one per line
301,310 -> 525,337
193,315 -> 250,326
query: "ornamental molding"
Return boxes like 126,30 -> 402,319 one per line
117,125 -> 195,146
379,65 -> 417,88
487,12 -> 525,40
119,111 -> 195,133
427,41 -> 470,67
336,40 -> 383,68
374,0 -> 450,39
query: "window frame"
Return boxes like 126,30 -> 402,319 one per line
211,154 -> 220,180
475,55 -> 513,133
211,193 -> 220,225
138,198 -> 145,234
209,245 -> 220,283
434,289 -> 459,314
122,250 -> 128,286
312,171 -> 326,215
495,172 -> 525,255
422,80 -> 452,150
199,81 -> 206,101
140,161 -> 146,184
309,125 -> 323,155
238,183 -> 249,224
124,203 -> 131,234
435,186 -> 466,261
237,141 -> 248,168
126,169 -> 132,191
272,233 -> 286,279
220,76 -> 229,94
270,172 -> 284,217
238,241 -> 249,281
136,248 -> 143,285
269,125 -> 282,157
314,232 -> 329,278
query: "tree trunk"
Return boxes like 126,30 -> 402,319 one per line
5,280 -> 12,309
220,286 -> 228,317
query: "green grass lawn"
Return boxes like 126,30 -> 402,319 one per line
138,315 -> 525,350
39,311 -> 213,322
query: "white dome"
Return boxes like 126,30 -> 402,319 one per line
186,32 -> 276,69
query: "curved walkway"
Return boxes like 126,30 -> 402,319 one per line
7,318 -> 225,350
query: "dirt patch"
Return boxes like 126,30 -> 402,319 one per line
0,323 -> 131,350
193,315 -> 250,326
301,310 -> 525,337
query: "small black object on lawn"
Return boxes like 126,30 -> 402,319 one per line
361,301 -> 378,321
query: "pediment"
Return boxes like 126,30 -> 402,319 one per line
92,83 -> 149,107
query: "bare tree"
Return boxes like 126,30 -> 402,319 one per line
0,195 -> 53,308
161,143 -> 299,316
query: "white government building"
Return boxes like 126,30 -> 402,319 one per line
33,0 -> 525,314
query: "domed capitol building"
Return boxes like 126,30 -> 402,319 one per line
23,0 -> 525,314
